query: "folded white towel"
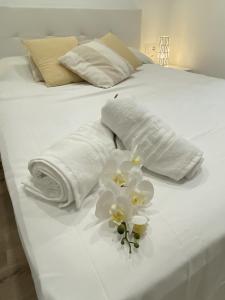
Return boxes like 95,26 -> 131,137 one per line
101,96 -> 204,181
23,122 -> 115,208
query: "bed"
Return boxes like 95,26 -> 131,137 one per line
1,7 -> 225,300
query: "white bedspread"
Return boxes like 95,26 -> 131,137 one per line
1,58 -> 225,300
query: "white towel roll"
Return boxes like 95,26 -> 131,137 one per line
101,96 -> 204,181
23,122 -> 115,208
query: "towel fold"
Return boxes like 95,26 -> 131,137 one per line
23,122 -> 115,208
101,96 -> 204,181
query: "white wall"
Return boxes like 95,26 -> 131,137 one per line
0,0 -> 138,9
137,0 -> 225,79
136,0 -> 174,47
169,0 -> 225,79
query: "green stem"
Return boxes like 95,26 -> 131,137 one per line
112,94 -> 119,149
121,222 -> 133,254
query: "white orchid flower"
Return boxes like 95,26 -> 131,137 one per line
130,145 -> 143,167
95,190 -> 133,225
96,147 -> 153,221
100,149 -> 142,191
127,178 -> 154,208
95,144 -> 156,253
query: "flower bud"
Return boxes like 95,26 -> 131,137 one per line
133,232 -> 140,240
132,215 -> 148,235
117,224 -> 125,234
134,242 -> 139,248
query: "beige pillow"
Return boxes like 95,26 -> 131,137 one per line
100,33 -> 141,69
59,40 -> 134,88
26,36 -> 54,82
23,37 -> 82,86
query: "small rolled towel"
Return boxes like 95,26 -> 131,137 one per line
23,122 -> 115,208
101,96 -> 204,181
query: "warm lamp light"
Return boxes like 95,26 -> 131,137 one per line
158,36 -> 170,66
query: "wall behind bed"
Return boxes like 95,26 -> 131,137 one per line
136,0 -> 225,80
2,0 -> 225,79
135,0 -> 172,47
0,0 -> 138,9
168,0 -> 225,79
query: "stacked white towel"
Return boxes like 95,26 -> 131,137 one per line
101,96 -> 204,181
24,122 -> 115,208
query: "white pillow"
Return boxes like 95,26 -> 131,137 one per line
128,47 -> 154,64
59,40 -> 134,88
0,56 -> 34,82
27,55 -> 44,82
77,35 -> 92,45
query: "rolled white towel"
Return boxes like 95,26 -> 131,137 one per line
23,122 -> 115,208
101,96 -> 204,181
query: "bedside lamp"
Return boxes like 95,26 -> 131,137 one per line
158,36 -> 170,66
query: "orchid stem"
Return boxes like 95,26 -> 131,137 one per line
113,134 -> 118,149
114,93 -> 119,100
113,94 -> 119,149
121,222 -> 132,254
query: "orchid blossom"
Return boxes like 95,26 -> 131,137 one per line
95,190 -> 133,225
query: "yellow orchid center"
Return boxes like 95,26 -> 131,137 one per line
131,192 -> 145,206
110,204 -> 126,224
131,155 -> 141,166
112,172 -> 126,187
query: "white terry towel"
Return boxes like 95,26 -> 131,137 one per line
101,96 -> 204,181
23,122 -> 115,208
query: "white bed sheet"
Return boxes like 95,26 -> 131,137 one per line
1,58 -> 225,300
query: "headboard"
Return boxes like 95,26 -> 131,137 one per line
0,7 -> 141,58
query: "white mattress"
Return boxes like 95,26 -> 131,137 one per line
1,57 -> 225,300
